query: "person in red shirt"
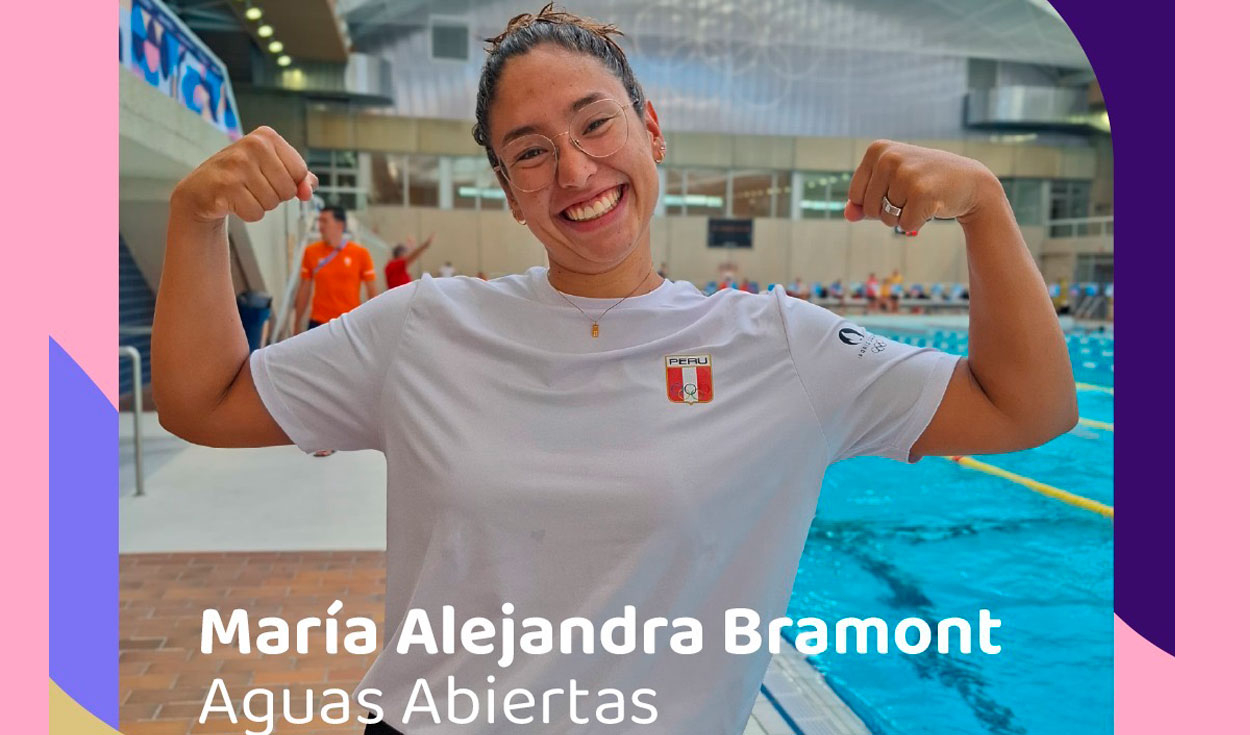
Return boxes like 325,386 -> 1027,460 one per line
384,233 -> 435,289
294,206 -> 378,333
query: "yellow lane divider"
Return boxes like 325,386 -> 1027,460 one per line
1075,382 -> 1114,395
1076,417 -> 1113,431
946,455 -> 1114,519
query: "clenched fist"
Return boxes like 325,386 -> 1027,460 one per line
844,140 -> 1004,233
171,125 -> 318,224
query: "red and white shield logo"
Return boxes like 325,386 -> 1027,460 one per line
665,354 -> 713,404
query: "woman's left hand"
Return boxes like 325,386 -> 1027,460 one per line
844,140 -> 1005,233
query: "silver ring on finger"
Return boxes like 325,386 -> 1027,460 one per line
881,195 -> 903,218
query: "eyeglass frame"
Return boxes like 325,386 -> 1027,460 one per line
490,97 -> 635,194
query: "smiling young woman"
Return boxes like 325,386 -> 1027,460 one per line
151,4 -> 1076,734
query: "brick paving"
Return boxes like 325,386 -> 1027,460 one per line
119,551 -> 385,735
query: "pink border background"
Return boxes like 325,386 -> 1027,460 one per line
1111,2 -> 1250,731
13,1 -> 1245,733
11,0 -> 117,731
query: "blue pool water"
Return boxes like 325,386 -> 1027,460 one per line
784,328 -> 1113,735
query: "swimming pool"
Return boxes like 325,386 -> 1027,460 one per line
784,327 -> 1113,735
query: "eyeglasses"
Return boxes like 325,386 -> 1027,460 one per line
494,98 -> 631,193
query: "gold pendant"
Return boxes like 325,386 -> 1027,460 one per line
591,323 -> 600,338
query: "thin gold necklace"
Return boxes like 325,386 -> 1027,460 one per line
550,270 -> 656,338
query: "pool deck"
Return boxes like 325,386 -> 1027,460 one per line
120,416 -> 872,734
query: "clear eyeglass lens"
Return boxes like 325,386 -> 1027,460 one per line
500,99 -> 629,192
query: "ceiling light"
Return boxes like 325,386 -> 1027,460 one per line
245,7 -> 263,21
268,41 -> 283,53
277,55 -> 292,67
257,24 -> 273,37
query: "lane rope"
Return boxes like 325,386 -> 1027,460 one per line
945,455 -> 1113,519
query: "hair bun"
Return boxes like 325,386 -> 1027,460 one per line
485,2 -> 626,58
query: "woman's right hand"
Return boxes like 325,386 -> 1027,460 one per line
170,125 -> 318,224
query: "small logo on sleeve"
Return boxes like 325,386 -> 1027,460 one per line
838,327 -> 887,357
665,354 -> 714,404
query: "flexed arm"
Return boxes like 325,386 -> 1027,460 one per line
152,126 -> 318,447
843,140 -> 1077,457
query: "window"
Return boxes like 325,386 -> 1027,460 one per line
308,149 -> 366,211
406,155 -> 439,208
731,170 -> 778,218
1050,179 -> 1091,220
431,21 -> 470,61
663,166 -> 684,216
1048,179 -> 1093,236
368,153 -> 405,206
798,171 -> 851,219
451,156 -> 506,210
683,169 -> 729,216
1000,178 -> 1044,226
661,168 -> 728,216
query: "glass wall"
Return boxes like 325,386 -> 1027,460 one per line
731,170 -> 780,218
799,172 -> 852,219
1048,179 -> 1094,236
1000,178 -> 1044,226
368,153 -> 405,206
308,149 -> 366,210
329,147 -> 1095,231
662,168 -> 729,216
450,156 -> 506,210
406,155 -> 439,207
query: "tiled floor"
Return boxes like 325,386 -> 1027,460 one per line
120,551 -> 386,734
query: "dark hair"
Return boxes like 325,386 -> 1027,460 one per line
471,3 -> 646,169
321,205 -> 347,224
392,244 -> 405,259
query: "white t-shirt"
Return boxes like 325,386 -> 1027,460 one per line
250,267 -> 958,734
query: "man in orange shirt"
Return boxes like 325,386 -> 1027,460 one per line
294,206 -> 378,333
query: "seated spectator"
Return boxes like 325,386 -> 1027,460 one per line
787,277 -> 811,300
885,269 -> 904,313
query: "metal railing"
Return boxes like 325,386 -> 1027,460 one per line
119,345 -> 145,497
1046,216 -> 1113,238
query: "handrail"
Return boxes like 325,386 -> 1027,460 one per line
1046,215 -> 1114,226
269,202 -> 322,344
1045,215 -> 1113,238
119,346 -> 145,497
270,240 -> 312,344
